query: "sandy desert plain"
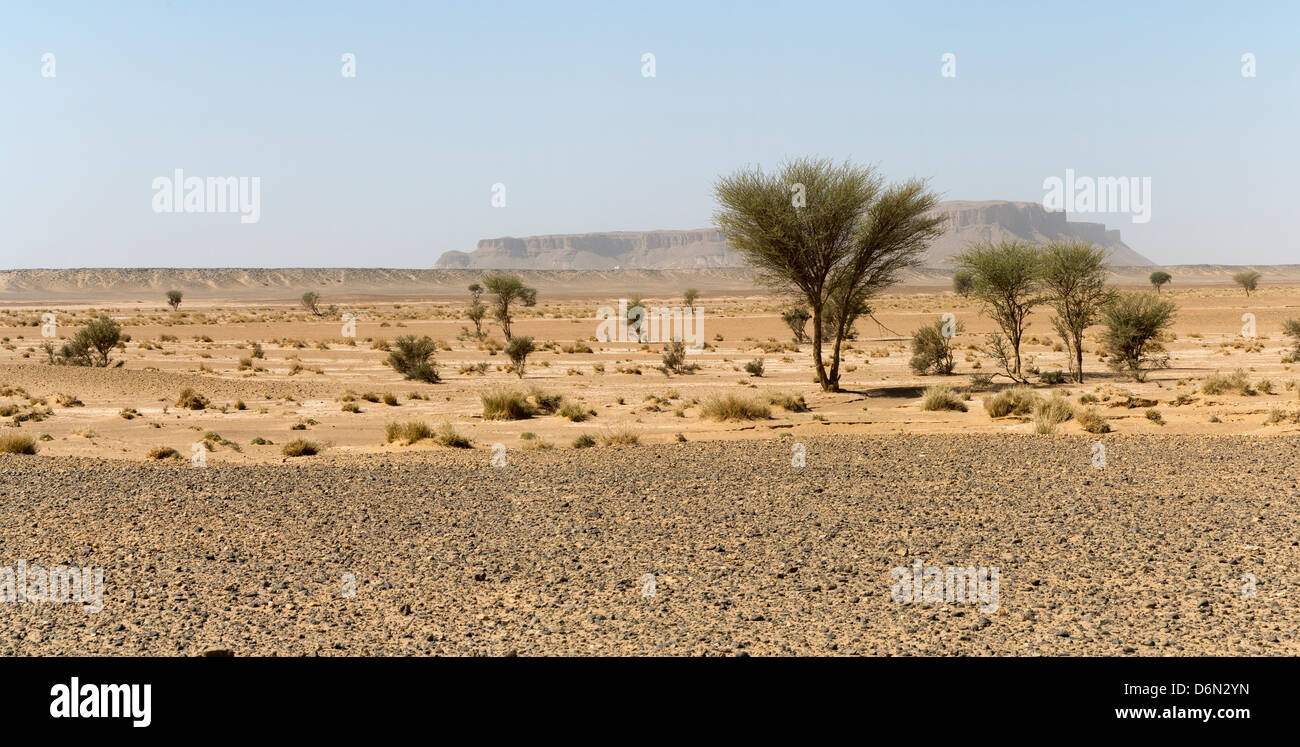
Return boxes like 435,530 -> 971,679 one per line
0,267 -> 1297,656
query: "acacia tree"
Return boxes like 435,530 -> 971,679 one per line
1149,271 -> 1171,293
714,158 -> 944,391
1038,240 -> 1115,384
1100,292 -> 1177,381
1233,270 -> 1261,297
482,273 -> 536,340
952,270 -> 974,296
301,291 -> 321,315
465,283 -> 487,340
166,290 -> 183,310
781,306 -> 811,344
953,240 -> 1043,382
683,288 -> 700,312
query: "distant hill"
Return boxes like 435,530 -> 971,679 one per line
3,264 -> 1295,304
926,200 -> 1152,266
436,229 -> 741,270
434,200 -> 1152,270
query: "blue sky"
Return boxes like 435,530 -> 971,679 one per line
3,0 -> 1297,268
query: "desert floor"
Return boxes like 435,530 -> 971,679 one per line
0,281 -> 1297,654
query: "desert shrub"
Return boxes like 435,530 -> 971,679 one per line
700,394 -> 771,421
1283,318 -> 1300,362
572,433 -> 597,448
527,387 -> 564,415
661,340 -> 693,375
433,423 -> 473,448
767,393 -> 809,412
481,388 -> 536,420
921,385 -> 968,412
0,434 -> 38,455
1145,408 -> 1165,425
361,392 -> 380,402
386,335 -> 440,383
234,399 -> 246,410
250,437 -> 272,445
281,439 -> 321,457
146,445 -> 180,460
51,316 -> 122,367
505,336 -> 535,378
386,420 -> 434,445
1039,370 -> 1066,385
176,388 -> 209,410
1099,292 -> 1176,381
382,392 -> 399,406
1033,393 -> 1074,426
458,362 -> 489,376
341,402 -> 361,413
562,341 -> 594,354
984,386 -> 1038,418
599,427 -> 641,446
1201,370 -> 1255,396
968,373 -> 995,390
909,318 -> 960,375
119,408 -> 140,420
56,393 -> 84,407
559,402 -> 593,422
744,358 -> 765,377
1074,406 -> 1111,433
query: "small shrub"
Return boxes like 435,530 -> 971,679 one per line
1039,370 -> 1066,385
146,445 -> 181,460
984,386 -> 1038,418
1074,406 -> 1111,434
1031,393 -> 1074,434
599,427 -> 641,446
282,439 -> 321,457
481,388 -> 535,420
1145,408 -> 1166,425
559,402 -> 593,422
921,385 -> 968,412
505,336 -> 535,378
909,318 -> 959,375
700,394 -> 771,421
433,423 -> 473,448
0,434 -> 38,454
767,393 -> 810,412
572,433 -> 597,448
176,388 -> 209,410
386,420 -> 434,445
387,335 -> 440,383
1201,370 -> 1255,396
744,358 -> 765,377
528,387 -> 564,415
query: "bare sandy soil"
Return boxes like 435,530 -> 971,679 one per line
1,282 -> 1299,460
0,276 -> 1297,655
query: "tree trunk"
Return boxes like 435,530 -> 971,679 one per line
811,306 -> 830,391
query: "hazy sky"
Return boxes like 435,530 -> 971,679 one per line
4,0 -> 1297,268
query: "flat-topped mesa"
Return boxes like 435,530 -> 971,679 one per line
436,229 -> 741,270
435,201 -> 1152,270
924,200 -> 1151,266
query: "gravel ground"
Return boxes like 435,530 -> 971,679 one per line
1,434 -> 1296,656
